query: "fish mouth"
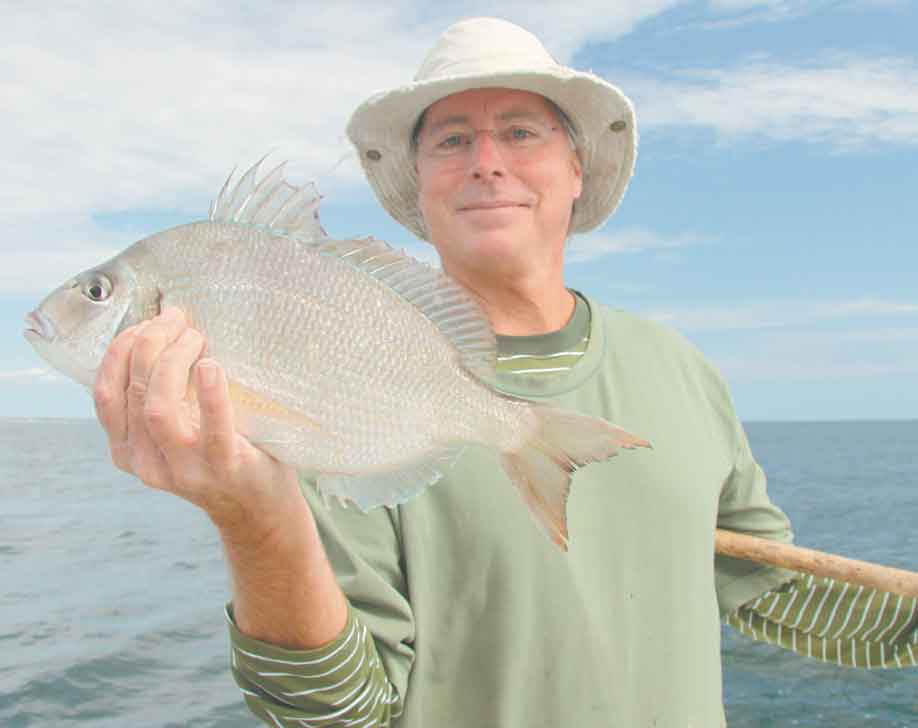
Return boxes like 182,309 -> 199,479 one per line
23,311 -> 55,342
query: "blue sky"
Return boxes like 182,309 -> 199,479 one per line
3,1 -> 916,420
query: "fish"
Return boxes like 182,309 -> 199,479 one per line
23,158 -> 650,550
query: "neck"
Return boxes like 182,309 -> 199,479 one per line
444,264 -> 575,336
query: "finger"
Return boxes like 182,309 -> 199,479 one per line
195,358 -> 239,472
94,323 -> 146,469
94,323 -> 142,436
126,307 -> 188,441
128,435 -> 175,491
123,308 -> 190,488
144,327 -> 207,454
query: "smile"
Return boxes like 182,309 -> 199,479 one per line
458,202 -> 528,211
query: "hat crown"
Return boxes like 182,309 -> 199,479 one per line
414,17 -> 559,83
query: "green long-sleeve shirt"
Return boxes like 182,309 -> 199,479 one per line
227,294 -> 915,727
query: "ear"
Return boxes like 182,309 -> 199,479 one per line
570,152 -> 583,200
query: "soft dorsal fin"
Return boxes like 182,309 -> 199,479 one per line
210,158 -> 497,380
315,236 -> 497,381
209,156 -> 327,240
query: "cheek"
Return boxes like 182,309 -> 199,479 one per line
530,166 -> 579,212
415,164 -> 437,214
416,168 -> 456,222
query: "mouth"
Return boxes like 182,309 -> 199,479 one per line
458,201 -> 529,212
23,311 -> 55,341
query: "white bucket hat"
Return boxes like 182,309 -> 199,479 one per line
346,17 -> 637,241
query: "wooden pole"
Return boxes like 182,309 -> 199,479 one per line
715,529 -> 918,599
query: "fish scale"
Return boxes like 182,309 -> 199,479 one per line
141,223 -> 479,470
23,158 -> 650,550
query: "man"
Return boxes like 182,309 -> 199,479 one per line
94,17 -> 916,728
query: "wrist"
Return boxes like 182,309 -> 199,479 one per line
217,487 -> 349,649
206,463 -> 305,538
215,485 -> 315,558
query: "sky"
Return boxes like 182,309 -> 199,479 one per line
3,1 -> 917,421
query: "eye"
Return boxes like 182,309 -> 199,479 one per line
437,133 -> 466,150
83,275 -> 113,302
504,125 -> 540,145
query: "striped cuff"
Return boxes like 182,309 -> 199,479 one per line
225,603 -> 401,726
728,575 -> 918,669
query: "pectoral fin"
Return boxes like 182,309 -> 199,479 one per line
226,379 -> 322,434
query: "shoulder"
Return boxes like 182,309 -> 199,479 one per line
585,296 -> 740,430
588,298 -> 714,371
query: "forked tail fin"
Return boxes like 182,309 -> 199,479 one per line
499,407 -> 650,551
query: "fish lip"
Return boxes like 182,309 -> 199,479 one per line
23,311 -> 55,341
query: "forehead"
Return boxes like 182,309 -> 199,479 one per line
422,88 -> 558,124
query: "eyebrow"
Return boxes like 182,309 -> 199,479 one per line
422,108 -> 553,136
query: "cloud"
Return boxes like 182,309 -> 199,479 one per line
649,298 -> 918,331
718,355 -> 918,381
4,216 -> 128,296
625,53 -> 918,149
695,0 -> 830,28
841,0 -> 909,8
710,325 -> 918,381
836,326 -> 918,342
0,367 -> 61,382
0,2 -> 686,297
566,227 -> 700,263
1,3 -> 680,215
454,0 -> 682,59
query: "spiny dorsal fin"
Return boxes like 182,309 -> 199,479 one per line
209,156 -> 327,240
315,236 -> 497,381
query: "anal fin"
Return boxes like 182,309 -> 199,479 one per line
317,444 -> 465,511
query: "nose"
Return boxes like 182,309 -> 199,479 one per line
467,131 -> 506,180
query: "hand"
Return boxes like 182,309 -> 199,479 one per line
93,307 -> 303,539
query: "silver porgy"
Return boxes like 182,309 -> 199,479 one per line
24,159 -> 649,550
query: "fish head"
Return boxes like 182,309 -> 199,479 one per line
24,258 -> 140,388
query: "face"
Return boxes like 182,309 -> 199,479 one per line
414,88 -> 582,280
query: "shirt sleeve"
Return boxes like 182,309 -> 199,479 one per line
226,476 -> 416,727
227,602 -> 401,726
726,573 -> 918,669
715,419 -> 796,617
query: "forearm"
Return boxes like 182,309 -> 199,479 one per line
221,488 -> 407,727
728,572 -> 918,668
218,486 -> 349,650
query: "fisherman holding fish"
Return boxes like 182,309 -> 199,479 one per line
26,15 -> 916,728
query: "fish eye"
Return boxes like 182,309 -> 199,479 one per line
82,275 -> 113,303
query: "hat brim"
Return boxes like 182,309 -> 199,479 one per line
347,69 -> 637,241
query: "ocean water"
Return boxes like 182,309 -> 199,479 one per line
1,418 -> 915,727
